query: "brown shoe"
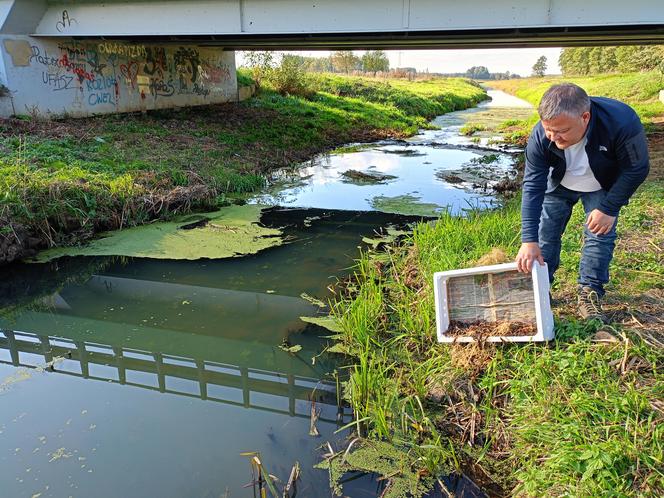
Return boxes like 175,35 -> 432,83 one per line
578,286 -> 608,323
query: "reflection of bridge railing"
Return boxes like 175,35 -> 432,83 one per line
0,330 -> 339,423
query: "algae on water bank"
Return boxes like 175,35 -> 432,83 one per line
316,440 -> 433,498
369,194 -> 442,217
31,204 -> 283,262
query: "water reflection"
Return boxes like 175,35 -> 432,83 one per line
0,208 -> 422,498
252,90 -> 533,215
0,329 -> 337,422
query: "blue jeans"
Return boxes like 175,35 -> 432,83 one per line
539,185 -> 618,296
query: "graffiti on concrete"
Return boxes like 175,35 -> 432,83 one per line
41,72 -> 76,91
18,40 -> 235,113
98,42 -> 147,59
143,47 -> 167,78
55,10 -> 78,33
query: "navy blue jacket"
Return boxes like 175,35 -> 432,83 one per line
521,96 -> 649,243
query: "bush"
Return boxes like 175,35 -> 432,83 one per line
266,55 -> 314,98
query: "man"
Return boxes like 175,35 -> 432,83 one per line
515,83 -> 649,322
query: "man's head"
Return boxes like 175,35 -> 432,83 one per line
538,83 -> 591,149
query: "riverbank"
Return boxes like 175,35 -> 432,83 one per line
326,74 -> 664,496
0,75 -> 486,264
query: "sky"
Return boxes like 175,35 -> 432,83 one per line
385,47 -> 562,75
238,47 -> 562,76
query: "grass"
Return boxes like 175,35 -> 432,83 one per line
311,74 -> 487,120
460,122 -> 488,136
487,71 -> 664,148
491,71 -> 664,126
0,75 -> 485,256
330,183 -> 664,495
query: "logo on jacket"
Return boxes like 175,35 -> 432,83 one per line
599,145 -> 608,152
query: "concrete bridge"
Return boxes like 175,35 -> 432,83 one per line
4,0 -> 663,47
1,0 -> 662,116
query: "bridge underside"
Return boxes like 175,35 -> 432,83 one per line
1,0 -> 663,48
76,26 -> 664,50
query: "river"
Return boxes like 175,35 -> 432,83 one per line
0,89 -> 533,498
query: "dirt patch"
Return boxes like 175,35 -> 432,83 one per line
475,247 -> 510,266
0,221 -> 42,265
647,128 -> 664,181
446,320 -> 537,338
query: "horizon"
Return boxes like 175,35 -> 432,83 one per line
238,47 -> 563,76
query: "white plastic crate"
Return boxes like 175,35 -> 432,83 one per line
434,262 -> 554,343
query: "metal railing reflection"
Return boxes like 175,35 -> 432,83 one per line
0,329 -> 338,423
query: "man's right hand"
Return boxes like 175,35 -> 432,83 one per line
516,242 -> 544,273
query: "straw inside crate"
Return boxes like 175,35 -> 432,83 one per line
446,269 -> 537,327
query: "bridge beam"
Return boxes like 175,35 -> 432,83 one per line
22,0 -> 664,48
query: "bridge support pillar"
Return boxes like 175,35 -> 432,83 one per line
0,35 -> 238,118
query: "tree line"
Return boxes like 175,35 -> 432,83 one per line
558,45 -> 664,76
285,51 -> 391,74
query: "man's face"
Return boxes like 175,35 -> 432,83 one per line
541,111 -> 590,149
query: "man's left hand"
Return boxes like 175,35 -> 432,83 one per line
586,209 -> 616,235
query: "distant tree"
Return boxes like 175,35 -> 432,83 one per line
243,51 -> 275,88
305,56 -> 334,72
600,47 -> 619,73
571,47 -> 591,75
637,45 -> 664,71
559,48 -> 574,75
268,54 -> 312,97
466,66 -> 490,79
615,46 -> 642,72
331,51 -> 360,74
532,56 -> 547,77
361,50 -> 389,74
588,47 -> 603,74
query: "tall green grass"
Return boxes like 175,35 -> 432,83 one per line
331,186 -> 664,495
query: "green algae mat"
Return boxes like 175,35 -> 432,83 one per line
369,194 -> 442,217
31,205 -> 284,262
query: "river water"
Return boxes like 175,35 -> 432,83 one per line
0,89 -> 532,498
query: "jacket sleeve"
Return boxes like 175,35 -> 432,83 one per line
521,126 -> 550,243
598,120 -> 649,216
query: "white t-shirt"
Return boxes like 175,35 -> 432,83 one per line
560,137 -> 602,192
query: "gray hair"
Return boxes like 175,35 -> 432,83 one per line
538,83 -> 590,120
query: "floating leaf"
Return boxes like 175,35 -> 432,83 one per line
300,292 -> 327,308
300,315 -> 342,333
278,343 -> 302,354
